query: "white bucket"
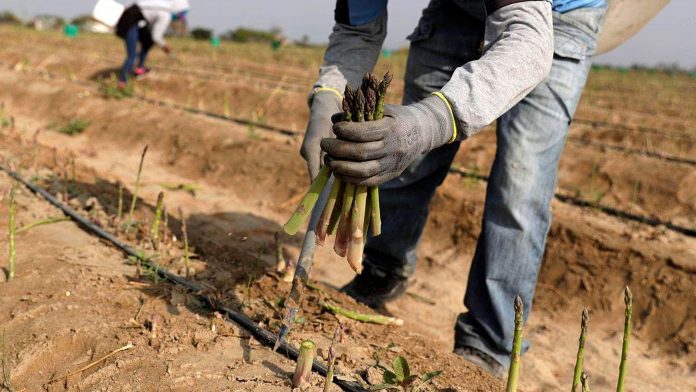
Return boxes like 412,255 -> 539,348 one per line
92,0 -> 125,28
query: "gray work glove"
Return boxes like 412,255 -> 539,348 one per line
300,90 -> 342,180
321,95 -> 454,187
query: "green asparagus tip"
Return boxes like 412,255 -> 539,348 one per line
581,308 -> 589,329
624,286 -> 632,308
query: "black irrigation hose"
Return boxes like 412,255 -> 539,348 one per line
0,165 -> 367,392
447,167 -> 696,238
567,136 -> 696,166
573,117 -> 695,141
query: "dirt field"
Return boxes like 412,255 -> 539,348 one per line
0,26 -> 695,391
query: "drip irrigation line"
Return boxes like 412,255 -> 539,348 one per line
573,117 -> 695,140
0,164 -> 367,392
567,137 -> 696,166
447,167 -> 696,238
135,96 -> 300,137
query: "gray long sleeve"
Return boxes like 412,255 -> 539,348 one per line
313,12 -> 387,94
440,1 -> 553,138
140,8 -> 172,47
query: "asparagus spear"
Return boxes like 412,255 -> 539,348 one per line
572,308 -> 589,392
368,71 -> 392,236
321,301 -> 403,326
126,145 -> 148,230
284,165 -> 332,235
347,185 -> 367,273
506,295 -> 524,392
149,191 -> 165,250
316,177 -> 341,245
292,340 -> 317,388
616,286 -> 632,392
581,371 -> 591,392
323,324 -> 342,392
333,183 -> 355,257
343,85 -> 354,122
374,71 -> 393,121
327,182 -> 344,236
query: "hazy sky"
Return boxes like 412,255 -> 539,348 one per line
3,0 -> 695,68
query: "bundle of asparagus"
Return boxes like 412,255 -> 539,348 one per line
284,71 -> 393,274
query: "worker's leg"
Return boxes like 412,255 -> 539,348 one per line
137,28 -> 154,69
119,26 -> 139,83
454,7 -> 607,368
343,0 -> 486,306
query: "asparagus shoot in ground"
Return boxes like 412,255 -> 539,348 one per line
581,371 -> 591,392
149,192 -> 164,250
616,286 -> 632,392
126,145 -> 148,230
292,340 -> 316,388
572,308 -> 589,392
323,324 -> 342,392
506,295 -> 524,392
274,231 -> 286,274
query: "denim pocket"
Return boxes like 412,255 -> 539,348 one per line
407,19 -> 433,43
552,7 -> 606,61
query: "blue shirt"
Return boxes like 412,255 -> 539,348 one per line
553,0 -> 606,13
336,0 -> 606,26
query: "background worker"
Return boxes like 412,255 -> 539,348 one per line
115,0 -> 189,87
301,0 -> 606,377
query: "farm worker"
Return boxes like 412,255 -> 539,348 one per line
115,0 -> 190,87
301,0 -> 608,377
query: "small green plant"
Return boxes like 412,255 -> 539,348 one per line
98,75 -> 134,99
371,356 -> 442,392
127,250 -> 159,279
58,119 -> 90,136
1,330 -> 11,392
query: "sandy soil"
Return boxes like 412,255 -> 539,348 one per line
0,26 -> 695,391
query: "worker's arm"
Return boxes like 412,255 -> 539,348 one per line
441,0 -> 553,137
301,0 -> 388,180
323,1 -> 554,186
142,8 -> 172,48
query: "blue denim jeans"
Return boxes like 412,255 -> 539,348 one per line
362,2 -> 606,367
119,25 -> 153,82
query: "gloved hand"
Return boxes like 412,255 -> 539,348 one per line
321,95 -> 454,187
300,90 -> 342,180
